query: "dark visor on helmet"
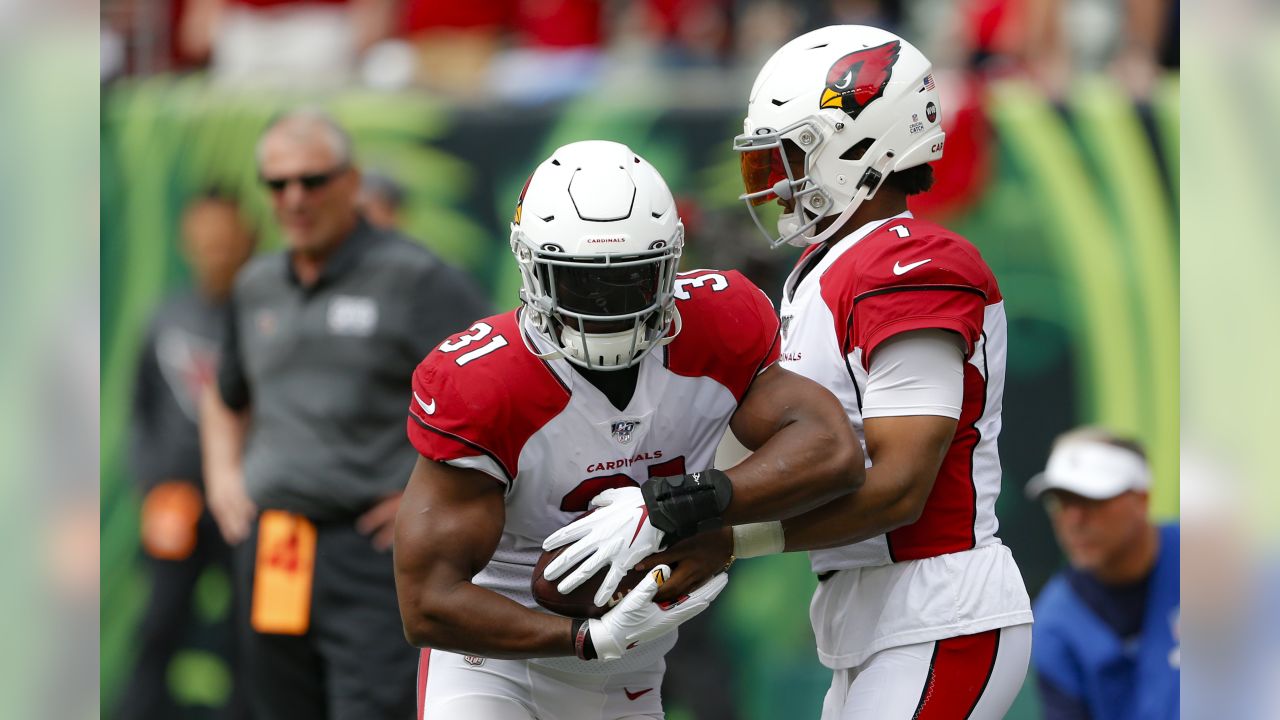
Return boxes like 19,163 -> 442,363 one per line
543,260 -> 661,317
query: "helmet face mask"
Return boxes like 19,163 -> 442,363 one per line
735,119 -> 837,248
510,141 -> 684,371
735,25 -> 946,248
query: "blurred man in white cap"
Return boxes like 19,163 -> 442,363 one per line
1026,427 -> 1179,720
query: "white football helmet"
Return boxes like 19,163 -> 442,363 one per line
511,140 -> 684,371
735,25 -> 945,248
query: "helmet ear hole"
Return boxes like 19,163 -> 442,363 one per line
841,139 -> 875,161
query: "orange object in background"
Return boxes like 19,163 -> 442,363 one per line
251,510 -> 317,635
139,481 -> 205,561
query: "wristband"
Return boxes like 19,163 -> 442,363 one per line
732,521 -> 785,558
571,618 -> 597,661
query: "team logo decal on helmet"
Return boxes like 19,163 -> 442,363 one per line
819,40 -> 901,120
513,174 -> 534,224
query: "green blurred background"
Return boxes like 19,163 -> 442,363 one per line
100,73 -> 1177,719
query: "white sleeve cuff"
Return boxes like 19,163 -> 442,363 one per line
860,329 -> 965,420
443,455 -> 510,489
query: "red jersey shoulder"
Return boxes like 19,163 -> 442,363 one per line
666,269 -> 781,401
407,310 -> 570,480
819,219 -> 997,366
847,218 -> 1000,301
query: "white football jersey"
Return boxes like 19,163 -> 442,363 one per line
779,212 -> 1032,666
407,269 -> 780,674
780,212 -> 1007,569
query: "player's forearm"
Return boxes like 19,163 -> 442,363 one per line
723,425 -> 863,525
401,580 -> 576,659
777,464 -> 927,551
774,413 -> 954,551
199,384 -> 247,479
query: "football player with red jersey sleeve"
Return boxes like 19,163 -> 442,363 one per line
726,26 -> 1035,719
393,141 -> 864,720
603,26 -> 1033,720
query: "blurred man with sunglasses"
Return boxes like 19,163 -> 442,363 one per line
201,108 -> 490,719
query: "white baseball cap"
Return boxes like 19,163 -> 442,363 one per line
1025,438 -> 1151,501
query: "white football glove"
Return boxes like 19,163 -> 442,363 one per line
588,564 -> 729,660
542,486 -> 666,607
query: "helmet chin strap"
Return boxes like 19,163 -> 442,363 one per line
558,307 -> 682,370
782,154 -> 895,246
520,302 -> 682,370
560,325 -> 643,370
778,187 -> 868,248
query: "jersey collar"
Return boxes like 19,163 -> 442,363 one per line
783,211 -> 915,302
837,210 -> 913,251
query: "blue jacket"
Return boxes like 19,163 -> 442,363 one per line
1032,524 -> 1180,720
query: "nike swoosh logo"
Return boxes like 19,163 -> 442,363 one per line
893,259 -> 932,275
414,392 -> 436,416
628,506 -> 650,547
624,687 -> 653,701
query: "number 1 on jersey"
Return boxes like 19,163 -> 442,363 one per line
439,322 -> 509,366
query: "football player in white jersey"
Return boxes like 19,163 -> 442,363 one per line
547,27 -> 1035,720
393,140 -> 866,720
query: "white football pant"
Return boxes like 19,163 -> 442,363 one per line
418,649 -> 664,720
820,623 -> 1032,720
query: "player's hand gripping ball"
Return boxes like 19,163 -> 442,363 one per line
532,511 -> 648,619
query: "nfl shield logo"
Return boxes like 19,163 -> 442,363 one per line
611,420 -> 639,445
463,655 -> 485,667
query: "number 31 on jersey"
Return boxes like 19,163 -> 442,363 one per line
439,322 -> 508,366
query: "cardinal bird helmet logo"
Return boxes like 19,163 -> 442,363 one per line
819,40 -> 901,120
513,173 -> 533,224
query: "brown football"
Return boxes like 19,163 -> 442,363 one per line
532,542 -> 648,619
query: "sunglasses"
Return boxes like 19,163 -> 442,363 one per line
260,165 -> 348,193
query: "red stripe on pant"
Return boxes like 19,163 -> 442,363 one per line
416,649 -> 431,720
912,629 -> 1000,720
